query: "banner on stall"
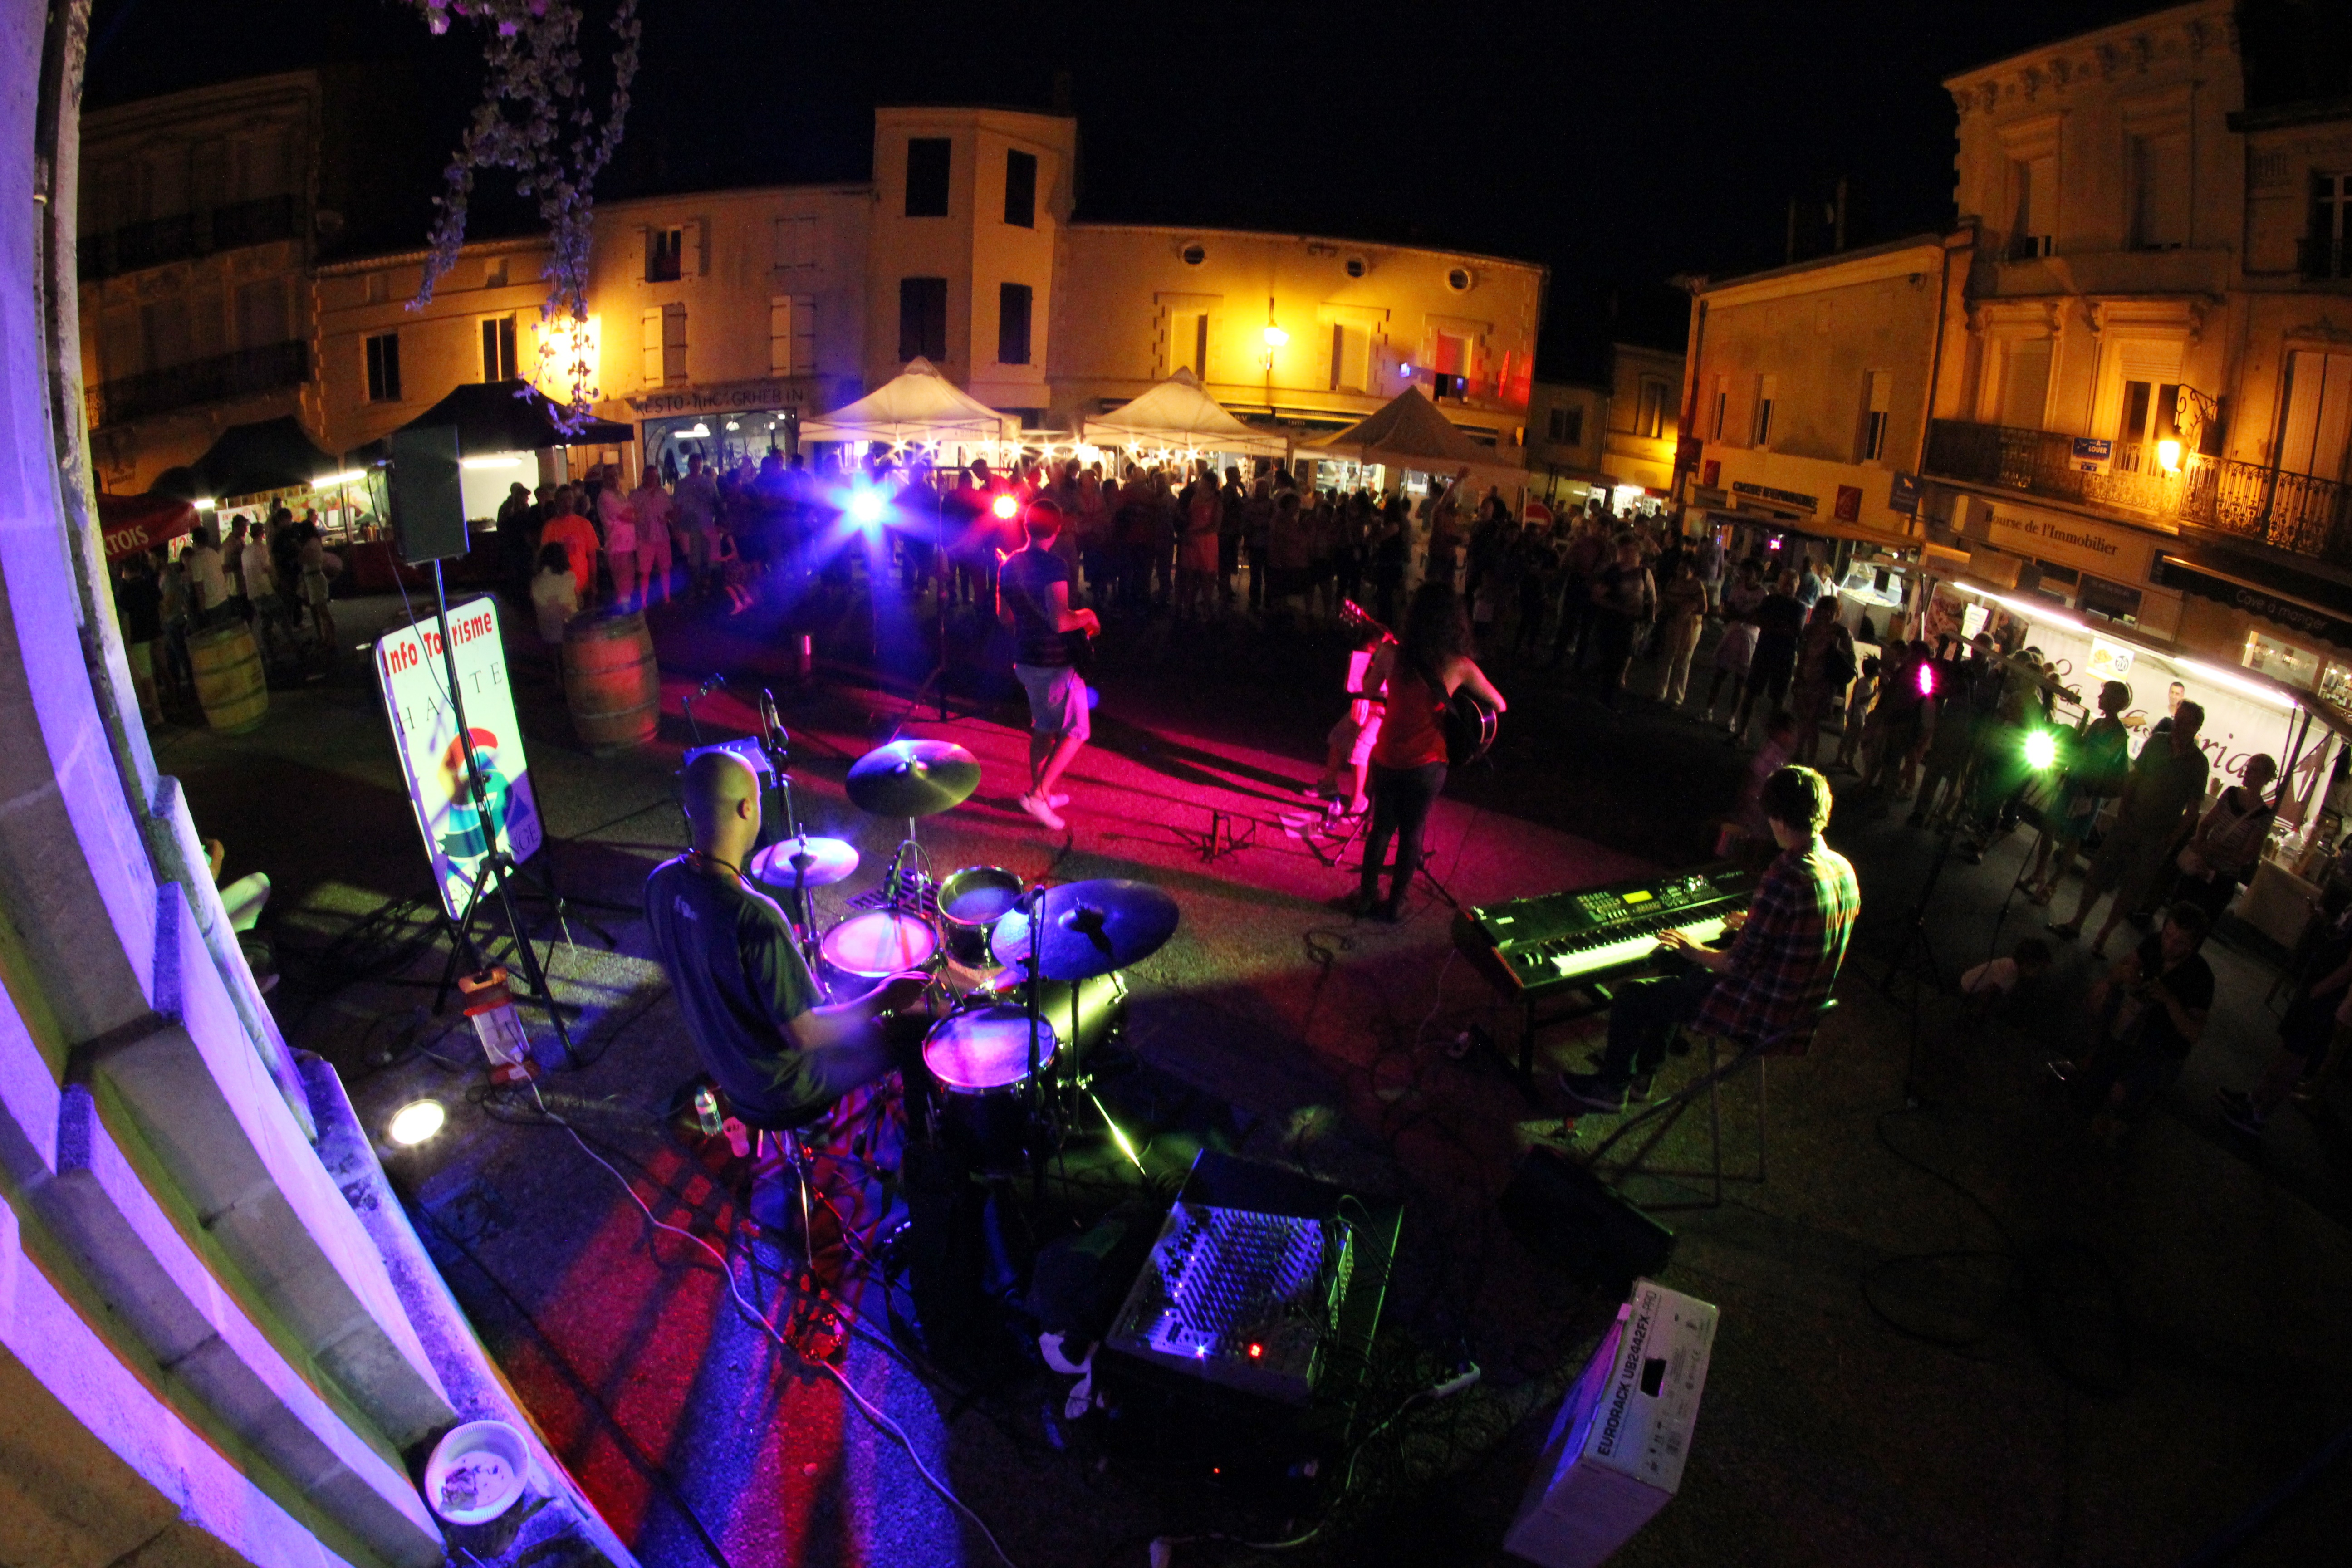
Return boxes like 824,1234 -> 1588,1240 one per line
2088,636 -> 2136,684
374,598 -> 542,920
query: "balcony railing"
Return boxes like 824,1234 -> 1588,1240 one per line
1924,416 -> 2352,568
78,195 -> 303,281
86,339 -> 310,428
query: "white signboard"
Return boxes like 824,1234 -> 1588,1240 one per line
2088,636 -> 2136,685
374,598 -> 543,919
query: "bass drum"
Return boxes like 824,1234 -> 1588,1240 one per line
922,1005 -> 1055,1175
970,967 -> 1127,1065
818,908 -> 939,996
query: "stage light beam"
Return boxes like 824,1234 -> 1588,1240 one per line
846,488 -> 888,526
991,493 -> 1020,520
2024,729 -> 2059,770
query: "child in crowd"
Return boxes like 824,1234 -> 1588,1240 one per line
1836,656 -> 1879,773
1960,938 -> 2053,1000
1315,622 -> 1392,818
1702,612 -> 1758,728
530,543 -> 578,646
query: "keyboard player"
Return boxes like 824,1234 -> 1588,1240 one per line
1559,766 -> 1858,1114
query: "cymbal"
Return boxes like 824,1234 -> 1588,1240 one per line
845,739 -> 981,818
748,835 -> 860,890
990,878 -> 1180,980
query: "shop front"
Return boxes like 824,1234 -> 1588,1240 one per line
1926,573 -> 2352,944
628,375 -> 850,480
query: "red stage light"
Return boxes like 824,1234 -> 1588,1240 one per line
1915,660 -> 1937,698
991,493 -> 1019,520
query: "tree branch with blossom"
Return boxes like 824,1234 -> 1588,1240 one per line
402,0 -> 641,431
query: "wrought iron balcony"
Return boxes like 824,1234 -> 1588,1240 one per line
1924,416 -> 2352,568
86,339 -> 310,428
77,195 -> 302,281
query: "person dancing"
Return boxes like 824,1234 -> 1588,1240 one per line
1351,583 -> 1505,921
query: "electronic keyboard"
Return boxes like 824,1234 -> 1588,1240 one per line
1453,864 -> 1754,1004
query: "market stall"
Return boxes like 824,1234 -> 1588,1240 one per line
155,416 -> 373,541
1080,368 -> 1288,463
97,491 -> 198,562
795,357 -> 1019,467
1308,385 -> 1525,501
1931,575 -> 2352,944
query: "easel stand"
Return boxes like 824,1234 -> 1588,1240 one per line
422,560 -> 578,1068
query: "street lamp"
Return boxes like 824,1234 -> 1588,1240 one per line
1261,323 -> 1289,350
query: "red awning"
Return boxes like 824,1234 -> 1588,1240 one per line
97,493 -> 198,561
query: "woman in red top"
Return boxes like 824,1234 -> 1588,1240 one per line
1352,583 -> 1506,920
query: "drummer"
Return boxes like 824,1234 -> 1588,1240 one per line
647,750 -> 929,1133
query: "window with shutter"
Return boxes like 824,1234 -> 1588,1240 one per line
662,304 -> 688,384
2131,132 -> 2190,250
1004,150 -> 1037,228
998,283 -> 1033,365
641,307 -> 664,385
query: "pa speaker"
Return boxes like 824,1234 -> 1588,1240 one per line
388,425 -> 468,564
1499,1146 -> 1676,1292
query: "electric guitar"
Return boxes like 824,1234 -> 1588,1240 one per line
1339,599 -> 1500,766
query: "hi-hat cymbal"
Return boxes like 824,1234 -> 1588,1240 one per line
845,739 -> 981,818
990,878 -> 1180,980
748,835 -> 860,890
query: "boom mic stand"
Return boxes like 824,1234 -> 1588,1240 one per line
1879,823 -> 1957,1107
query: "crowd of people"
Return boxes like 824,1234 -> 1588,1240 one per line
112,504 -> 341,722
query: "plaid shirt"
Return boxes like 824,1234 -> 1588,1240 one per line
1694,836 -> 1859,1049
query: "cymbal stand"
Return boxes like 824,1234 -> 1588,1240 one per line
1024,876 -> 1050,1206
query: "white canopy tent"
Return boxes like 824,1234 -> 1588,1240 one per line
796,357 -> 1020,446
1311,384 -> 1510,473
1081,368 -> 1289,457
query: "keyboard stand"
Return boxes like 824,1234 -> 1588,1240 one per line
1492,981 -> 1615,1100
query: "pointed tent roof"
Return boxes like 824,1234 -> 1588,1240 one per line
1309,386 -> 1505,471
1080,368 -> 1289,456
796,358 -> 1019,445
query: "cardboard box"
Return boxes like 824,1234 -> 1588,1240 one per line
1504,1278 -> 1718,1568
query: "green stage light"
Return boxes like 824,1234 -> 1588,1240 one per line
2024,729 -> 2060,771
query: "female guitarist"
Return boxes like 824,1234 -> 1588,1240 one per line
1351,582 -> 1506,921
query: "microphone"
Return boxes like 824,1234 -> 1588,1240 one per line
758,688 -> 784,756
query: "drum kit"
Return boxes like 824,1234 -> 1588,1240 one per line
725,723 -> 1181,1178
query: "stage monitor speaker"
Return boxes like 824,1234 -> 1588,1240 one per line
1498,1147 -> 1675,1292
388,424 -> 468,565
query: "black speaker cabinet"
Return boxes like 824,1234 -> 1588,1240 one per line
388,425 -> 468,565
1499,1146 -> 1676,1292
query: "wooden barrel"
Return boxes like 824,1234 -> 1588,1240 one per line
561,610 -> 659,755
189,622 -> 268,734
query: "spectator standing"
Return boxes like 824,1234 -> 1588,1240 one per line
1654,556 -> 1709,706
113,553 -> 164,722
2218,904 -> 2352,1135
1216,467 -> 1246,608
182,524 -> 229,627
673,453 -> 721,594
1587,532 -> 1656,707
154,546 -> 192,698
539,487 -> 601,602
1694,521 -> 1726,610
1734,569 -> 1806,742
496,482 -> 535,605
2026,680 -> 2133,903
2052,702 -> 2211,955
1241,476 -> 1276,613
1174,460 -> 1220,620
632,470 -> 676,609
1702,611 -> 1759,727
295,522 -> 337,658
1789,599 -> 1856,765
2171,753 -> 2278,920
531,542 -> 580,645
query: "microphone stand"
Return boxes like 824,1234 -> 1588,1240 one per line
1026,877 -> 1049,1206
757,686 -> 831,998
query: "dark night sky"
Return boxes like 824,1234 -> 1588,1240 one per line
87,0 -> 2169,368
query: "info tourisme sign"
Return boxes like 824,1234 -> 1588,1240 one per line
373,598 -> 542,920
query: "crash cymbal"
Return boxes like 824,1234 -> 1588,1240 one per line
990,878 -> 1180,980
748,835 -> 860,890
845,739 -> 982,818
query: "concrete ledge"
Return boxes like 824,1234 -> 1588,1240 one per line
145,774 -> 315,1140
302,1055 -> 640,1568
79,884 -> 455,1448
42,1083 -> 445,1568
0,1198 -> 356,1568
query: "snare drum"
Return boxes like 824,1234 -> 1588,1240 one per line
936,866 -> 1027,967
818,908 -> 939,994
922,1005 -> 1055,1173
